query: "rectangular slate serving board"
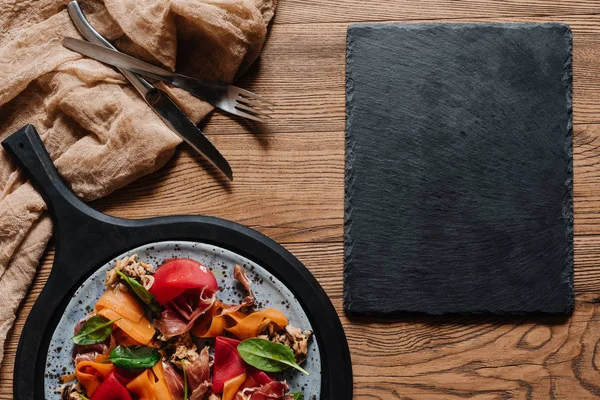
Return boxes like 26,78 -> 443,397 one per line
344,23 -> 573,315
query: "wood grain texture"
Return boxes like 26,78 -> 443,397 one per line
275,0 -> 600,24
4,1 -> 600,398
92,133 -> 345,243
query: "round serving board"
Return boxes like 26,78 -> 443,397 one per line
4,125 -> 352,400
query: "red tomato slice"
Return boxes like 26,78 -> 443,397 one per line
213,336 -> 246,393
149,258 -> 218,305
90,372 -> 133,400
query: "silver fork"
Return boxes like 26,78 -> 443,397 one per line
62,37 -> 274,123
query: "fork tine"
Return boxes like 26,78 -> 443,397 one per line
236,96 -> 274,111
235,103 -> 272,119
236,101 -> 274,115
236,88 -> 275,106
230,107 -> 264,122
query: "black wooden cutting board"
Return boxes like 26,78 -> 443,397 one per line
4,125 -> 352,400
344,23 -> 573,315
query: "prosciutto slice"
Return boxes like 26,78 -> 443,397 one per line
236,381 -> 292,400
189,381 -> 211,400
185,346 -> 211,389
74,352 -> 98,365
220,265 -> 256,316
164,350 -> 211,400
155,288 -> 215,339
162,362 -> 185,400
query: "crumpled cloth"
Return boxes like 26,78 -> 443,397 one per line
0,0 -> 276,365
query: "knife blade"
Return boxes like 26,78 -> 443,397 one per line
145,89 -> 233,180
66,1 -> 232,181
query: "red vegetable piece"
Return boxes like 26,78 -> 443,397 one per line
214,338 -> 273,387
213,336 -> 246,393
149,258 -> 218,305
113,368 -> 139,386
90,372 -> 133,400
247,366 -> 274,386
220,337 -> 241,348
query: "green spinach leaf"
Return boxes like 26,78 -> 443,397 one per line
108,345 -> 160,370
72,315 -> 120,345
237,338 -> 309,376
116,270 -> 161,318
291,392 -> 304,400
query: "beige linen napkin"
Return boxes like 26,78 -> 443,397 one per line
0,0 -> 276,365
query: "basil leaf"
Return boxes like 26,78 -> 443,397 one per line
108,345 -> 160,370
292,393 -> 304,400
72,315 -> 120,345
116,270 -> 161,318
237,338 -> 309,376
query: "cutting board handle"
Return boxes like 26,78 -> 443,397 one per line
3,125 -> 88,219
1,125 -> 121,244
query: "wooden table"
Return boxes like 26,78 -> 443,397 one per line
3,1 -> 600,398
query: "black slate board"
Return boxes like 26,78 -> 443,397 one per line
344,23 -> 573,315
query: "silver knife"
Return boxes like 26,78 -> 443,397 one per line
66,1 -> 232,180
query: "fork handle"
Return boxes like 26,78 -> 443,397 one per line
67,1 -> 153,97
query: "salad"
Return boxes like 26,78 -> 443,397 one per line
60,255 -> 312,400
